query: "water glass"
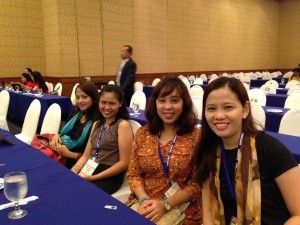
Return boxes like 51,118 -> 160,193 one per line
4,171 -> 28,219
26,87 -> 30,94
281,78 -> 285,84
15,86 -> 20,92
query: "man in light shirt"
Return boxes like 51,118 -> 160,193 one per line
116,45 -> 136,106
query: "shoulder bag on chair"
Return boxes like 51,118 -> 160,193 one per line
31,134 -> 66,165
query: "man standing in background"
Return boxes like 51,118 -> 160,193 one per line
116,45 -> 136,106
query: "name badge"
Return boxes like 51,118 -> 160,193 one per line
79,159 -> 98,176
164,181 -> 190,212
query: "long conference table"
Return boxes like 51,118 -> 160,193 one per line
0,88 -> 73,127
128,108 -> 300,163
0,129 -> 154,225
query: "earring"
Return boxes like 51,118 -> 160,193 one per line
243,115 -> 246,119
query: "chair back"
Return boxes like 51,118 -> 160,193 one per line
190,85 -> 204,98
240,75 -> 250,84
54,83 -> 63,96
193,77 -> 203,85
128,120 -> 141,136
134,81 -> 143,92
285,80 -> 300,89
129,91 -> 147,110
192,97 -> 203,120
199,74 -> 207,81
248,88 -> 266,106
287,85 -> 300,95
262,73 -> 272,80
265,80 -> 279,89
108,80 -> 115,85
260,84 -> 276,94
70,83 -> 79,105
15,99 -> 41,144
0,90 -> 10,131
40,103 -> 62,134
242,82 -> 250,91
284,94 -> 300,109
45,82 -> 54,93
188,75 -> 196,84
283,71 -> 293,78
250,102 -> 265,130
279,108 -> 300,136
152,78 -> 161,86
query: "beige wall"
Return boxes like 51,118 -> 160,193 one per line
0,0 -> 46,77
0,0 -> 298,79
278,0 -> 300,68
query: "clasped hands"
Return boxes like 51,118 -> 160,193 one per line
138,199 -> 166,223
49,135 -> 70,157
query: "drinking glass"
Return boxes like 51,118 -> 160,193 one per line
26,87 -> 30,94
132,102 -> 140,117
281,78 -> 285,84
4,171 -> 28,219
37,88 -> 42,96
15,86 -> 20,92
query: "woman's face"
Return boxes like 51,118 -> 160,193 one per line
205,86 -> 249,146
99,92 -> 121,121
21,76 -> 26,83
75,88 -> 94,111
156,88 -> 183,128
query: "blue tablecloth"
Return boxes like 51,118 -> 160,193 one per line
0,129 -> 154,225
263,106 -> 289,132
276,88 -> 288,95
267,131 -> 300,163
1,89 -> 73,127
266,94 -> 288,108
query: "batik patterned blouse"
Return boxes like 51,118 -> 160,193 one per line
127,125 -> 202,224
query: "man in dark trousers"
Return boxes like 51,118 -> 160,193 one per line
116,45 -> 137,106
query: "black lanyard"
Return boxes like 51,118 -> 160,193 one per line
221,132 -> 244,202
94,120 -> 115,158
157,132 -> 178,178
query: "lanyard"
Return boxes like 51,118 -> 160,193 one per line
221,132 -> 244,202
94,120 -> 115,158
157,132 -> 178,178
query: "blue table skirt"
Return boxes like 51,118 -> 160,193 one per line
263,106 -> 289,133
266,94 -> 288,108
0,129 -> 154,225
2,89 -> 73,127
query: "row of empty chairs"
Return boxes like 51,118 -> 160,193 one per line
10,99 -> 62,144
45,82 -> 63,96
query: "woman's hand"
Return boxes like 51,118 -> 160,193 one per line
49,134 -> 62,150
56,145 -> 71,158
139,199 -> 165,223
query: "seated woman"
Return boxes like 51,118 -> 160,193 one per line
49,82 -> 100,169
32,71 -> 49,93
18,73 -> 35,90
288,67 -> 300,82
71,85 -> 133,195
126,77 -> 202,224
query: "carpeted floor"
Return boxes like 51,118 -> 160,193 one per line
7,119 -> 22,135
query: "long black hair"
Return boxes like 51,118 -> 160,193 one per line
32,71 -> 48,92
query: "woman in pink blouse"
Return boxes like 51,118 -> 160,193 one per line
127,77 -> 202,224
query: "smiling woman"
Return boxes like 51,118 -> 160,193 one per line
71,85 -> 133,195
194,77 -> 300,225
47,82 -> 100,169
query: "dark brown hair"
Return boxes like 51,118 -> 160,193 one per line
146,76 -> 197,135
194,77 -> 258,187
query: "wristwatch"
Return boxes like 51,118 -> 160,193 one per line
162,198 -> 171,211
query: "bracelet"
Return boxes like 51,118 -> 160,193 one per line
73,164 -> 82,170
138,195 -> 151,204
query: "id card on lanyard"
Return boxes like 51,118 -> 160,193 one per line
157,131 -> 178,178
221,132 -> 244,202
